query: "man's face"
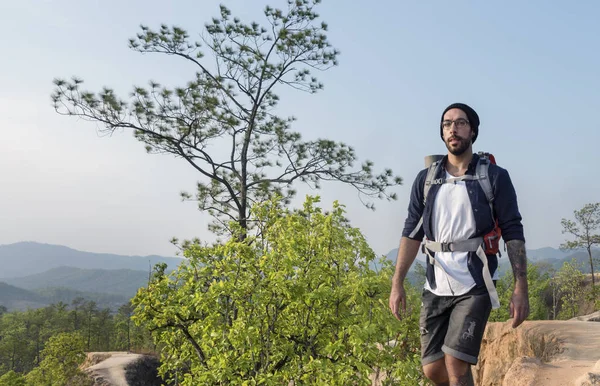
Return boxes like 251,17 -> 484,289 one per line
441,108 -> 474,156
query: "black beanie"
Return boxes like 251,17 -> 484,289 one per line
440,103 -> 480,144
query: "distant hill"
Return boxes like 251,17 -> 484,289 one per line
0,241 -> 185,278
533,249 -> 600,273
0,282 -> 47,311
0,281 -> 130,312
525,247 -> 571,262
4,266 -> 150,298
32,287 -> 129,311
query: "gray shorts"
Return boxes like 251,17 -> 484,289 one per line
419,285 -> 492,366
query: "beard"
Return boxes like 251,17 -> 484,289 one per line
445,135 -> 471,156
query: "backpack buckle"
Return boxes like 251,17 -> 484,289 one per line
440,242 -> 452,252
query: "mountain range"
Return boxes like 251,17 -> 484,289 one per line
0,281 -> 129,312
0,242 -> 183,312
0,241 -> 184,278
4,266 -> 150,297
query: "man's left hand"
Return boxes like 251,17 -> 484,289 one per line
509,289 -> 529,328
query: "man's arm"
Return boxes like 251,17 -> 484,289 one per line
506,239 -> 529,328
389,237 -> 422,320
390,169 -> 427,320
392,237 -> 422,285
492,167 -> 529,328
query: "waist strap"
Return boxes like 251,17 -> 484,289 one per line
423,238 -> 500,309
423,238 -> 484,253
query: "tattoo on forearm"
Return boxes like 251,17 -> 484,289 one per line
450,368 -> 474,386
507,240 -> 528,281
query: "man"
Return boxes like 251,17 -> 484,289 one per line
388,103 -> 529,386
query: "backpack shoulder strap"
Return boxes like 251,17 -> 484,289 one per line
408,161 -> 442,239
423,160 -> 443,206
476,153 -> 495,219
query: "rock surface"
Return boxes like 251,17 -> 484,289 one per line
83,352 -> 144,386
501,356 -> 541,386
475,319 -> 600,386
570,310 -> 600,322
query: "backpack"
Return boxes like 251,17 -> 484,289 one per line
421,151 -> 502,257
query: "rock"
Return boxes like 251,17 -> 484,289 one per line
473,321 -> 563,386
80,352 -> 114,369
570,311 -> 600,322
501,357 -> 541,386
573,360 -> 600,386
573,371 -> 600,386
83,352 -> 148,386
474,320 -> 600,386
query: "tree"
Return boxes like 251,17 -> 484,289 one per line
539,265 -> 562,320
83,301 -> 97,351
24,332 -> 91,386
132,196 -> 423,385
488,269 -> 514,322
69,297 -> 86,331
549,274 -> 560,320
0,313 -> 29,374
0,303 -> 156,380
93,308 -> 113,351
561,202 -> 600,287
554,259 -> 586,319
524,263 -> 551,320
51,1 -> 401,240
0,370 -> 25,386
115,302 -> 134,352
489,263 -> 550,322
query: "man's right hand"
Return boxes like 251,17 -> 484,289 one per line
389,282 -> 407,321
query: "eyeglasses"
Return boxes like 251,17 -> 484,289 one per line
442,118 -> 470,130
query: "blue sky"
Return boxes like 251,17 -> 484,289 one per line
0,0 -> 598,257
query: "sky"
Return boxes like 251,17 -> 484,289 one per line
0,0 -> 598,258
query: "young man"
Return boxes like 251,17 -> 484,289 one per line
388,103 -> 529,386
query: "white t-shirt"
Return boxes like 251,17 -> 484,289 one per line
424,171 -> 477,296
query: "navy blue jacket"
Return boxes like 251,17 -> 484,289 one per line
401,153 -> 525,289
